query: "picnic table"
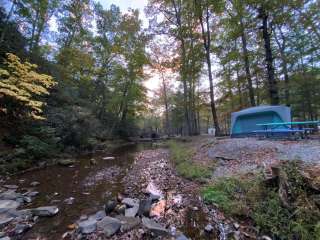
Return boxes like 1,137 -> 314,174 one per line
253,120 -> 320,139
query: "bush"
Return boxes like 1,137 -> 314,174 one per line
201,162 -> 320,239
20,135 -> 55,159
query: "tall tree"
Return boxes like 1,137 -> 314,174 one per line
258,6 -> 279,105
195,0 -> 221,135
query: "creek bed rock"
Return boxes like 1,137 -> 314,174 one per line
0,183 -> 60,239
97,216 -> 121,237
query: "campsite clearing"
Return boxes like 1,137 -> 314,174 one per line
182,135 -> 320,178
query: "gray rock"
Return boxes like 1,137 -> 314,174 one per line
79,215 -> 88,221
0,232 -> 5,238
116,215 -> 141,232
0,216 -> 13,227
138,198 -> 152,217
176,233 -> 190,240
58,159 -> 75,166
142,217 -> 168,236
89,210 -> 106,221
0,237 -> 10,240
150,193 -> 161,201
31,206 -> 59,217
14,223 -> 31,235
23,196 -> 32,203
145,182 -> 163,199
0,200 -> 20,213
105,200 -> 117,214
0,190 -> 22,201
261,236 -> 272,240
4,209 -> 32,220
122,198 -> 139,207
30,181 -> 40,187
125,204 -> 139,217
204,224 -> 214,233
170,226 -> 177,236
78,219 -> 97,234
64,197 -> 75,205
97,216 -> 121,237
3,185 -> 18,190
24,191 -> 39,198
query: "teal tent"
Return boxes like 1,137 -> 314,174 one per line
230,105 -> 291,137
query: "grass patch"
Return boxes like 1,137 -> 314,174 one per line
202,162 -> 320,239
168,140 -> 211,180
202,177 -> 252,216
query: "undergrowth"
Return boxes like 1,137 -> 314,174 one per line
202,161 -> 320,239
168,140 -> 211,180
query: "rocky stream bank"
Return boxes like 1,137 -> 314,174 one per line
61,149 -> 245,240
0,144 -> 265,240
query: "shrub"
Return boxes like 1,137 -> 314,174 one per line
201,162 -> 320,239
20,135 -> 55,159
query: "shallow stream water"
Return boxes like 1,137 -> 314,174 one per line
5,143 -> 223,240
8,144 -> 147,239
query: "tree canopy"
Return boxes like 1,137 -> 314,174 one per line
0,0 -> 319,145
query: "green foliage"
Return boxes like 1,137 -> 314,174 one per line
202,177 -> 251,216
315,222 -> 320,240
168,141 -> 211,180
19,125 -> 60,159
47,105 -> 104,150
20,135 -> 52,159
202,162 -> 320,239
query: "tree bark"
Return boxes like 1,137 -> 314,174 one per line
236,68 -> 243,108
274,25 -> 290,106
197,0 -> 221,136
172,0 -> 191,135
160,71 -> 170,135
239,17 -> 255,106
258,7 -> 279,105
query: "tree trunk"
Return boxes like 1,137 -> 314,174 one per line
254,73 -> 260,105
29,3 -> 40,52
239,17 -> 255,106
258,7 -> 279,105
172,0 -> 191,135
198,1 -> 221,136
274,26 -> 290,106
161,73 -> 170,135
235,64 -> 243,108
32,20 -> 45,54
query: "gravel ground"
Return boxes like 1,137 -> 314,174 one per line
199,138 -> 320,178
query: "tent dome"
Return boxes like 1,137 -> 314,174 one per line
230,105 -> 291,137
